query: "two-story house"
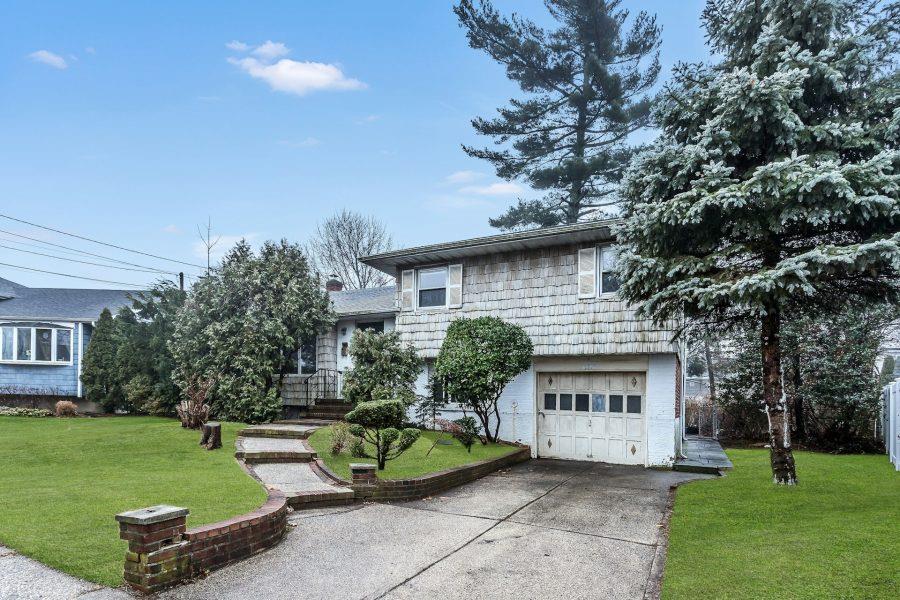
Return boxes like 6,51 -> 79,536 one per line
297,221 -> 685,467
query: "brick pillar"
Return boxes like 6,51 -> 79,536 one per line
349,463 -> 378,498
116,505 -> 190,593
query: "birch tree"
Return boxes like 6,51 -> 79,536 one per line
616,0 -> 900,484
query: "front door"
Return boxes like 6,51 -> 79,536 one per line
537,371 -> 646,464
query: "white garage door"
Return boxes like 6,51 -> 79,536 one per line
537,372 -> 646,464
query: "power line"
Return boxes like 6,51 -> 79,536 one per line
0,244 -> 176,275
0,228 -> 180,275
0,262 -> 148,288
0,213 -> 206,269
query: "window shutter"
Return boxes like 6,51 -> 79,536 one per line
447,263 -> 463,308
401,269 -> 415,311
577,247 -> 597,299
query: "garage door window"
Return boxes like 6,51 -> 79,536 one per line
575,393 -> 589,412
544,393 -> 556,410
559,393 -> 572,411
627,395 -> 642,414
609,394 -> 623,413
592,393 -> 606,412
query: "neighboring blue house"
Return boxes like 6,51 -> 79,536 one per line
0,276 -> 134,411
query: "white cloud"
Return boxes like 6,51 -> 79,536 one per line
162,224 -> 184,235
251,40 -> 289,60
357,114 -> 381,124
277,137 -> 320,148
459,182 -> 523,196
226,40 -> 249,51
197,95 -> 222,102
444,170 -> 483,185
28,50 -> 67,70
227,40 -> 365,97
85,46 -> 96,55
229,56 -> 366,97
193,233 -> 258,261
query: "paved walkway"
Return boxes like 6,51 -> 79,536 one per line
159,460 -> 711,600
675,436 -> 733,474
0,545 -> 132,600
238,420 -> 355,504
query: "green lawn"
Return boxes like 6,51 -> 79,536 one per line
0,416 -> 266,587
308,425 -> 521,480
663,449 -> 900,600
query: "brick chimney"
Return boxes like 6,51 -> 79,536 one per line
325,275 -> 344,292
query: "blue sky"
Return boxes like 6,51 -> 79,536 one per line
0,1 -> 710,289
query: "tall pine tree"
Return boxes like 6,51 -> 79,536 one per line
454,0 -> 661,230
617,0 -> 899,483
81,308 -> 125,412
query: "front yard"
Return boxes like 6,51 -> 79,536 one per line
0,416 -> 266,587
308,424 -> 521,480
664,449 -> 900,599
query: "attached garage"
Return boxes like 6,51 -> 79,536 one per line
537,371 -> 646,464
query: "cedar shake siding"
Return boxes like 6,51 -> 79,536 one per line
392,243 -> 677,359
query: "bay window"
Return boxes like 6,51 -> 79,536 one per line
0,324 -> 74,364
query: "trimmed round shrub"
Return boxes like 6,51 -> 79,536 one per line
55,400 -> 79,417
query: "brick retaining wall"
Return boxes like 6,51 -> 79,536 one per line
350,446 -> 531,502
116,490 -> 287,594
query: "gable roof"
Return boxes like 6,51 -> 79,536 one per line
329,286 -> 396,317
360,219 -> 619,274
0,277 -> 135,322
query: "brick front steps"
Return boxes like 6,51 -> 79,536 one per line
304,400 -> 353,420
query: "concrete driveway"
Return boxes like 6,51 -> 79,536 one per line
160,460 -> 710,600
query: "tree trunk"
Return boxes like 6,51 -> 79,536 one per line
761,310 -> 797,484
199,422 -> 222,450
792,353 -> 806,443
475,407 -> 494,444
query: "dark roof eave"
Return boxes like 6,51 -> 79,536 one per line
360,219 -> 620,274
0,315 -> 100,323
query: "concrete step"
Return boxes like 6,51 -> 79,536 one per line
277,418 -> 336,427
239,423 -> 318,439
673,460 -> 722,475
249,462 -> 356,510
235,437 -> 316,464
286,487 -> 356,510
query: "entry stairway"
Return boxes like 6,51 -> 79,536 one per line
235,421 -> 355,509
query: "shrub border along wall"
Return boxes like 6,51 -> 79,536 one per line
116,490 -> 287,594
346,445 -> 531,502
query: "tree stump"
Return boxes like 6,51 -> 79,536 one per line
199,422 -> 222,450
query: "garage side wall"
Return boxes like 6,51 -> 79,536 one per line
413,365 -> 536,449
647,354 -> 677,467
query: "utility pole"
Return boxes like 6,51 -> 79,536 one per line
179,272 -> 184,291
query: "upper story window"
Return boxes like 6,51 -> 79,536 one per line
417,266 -> 448,308
0,324 -> 73,365
599,246 -> 621,294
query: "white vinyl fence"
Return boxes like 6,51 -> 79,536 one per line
883,380 -> 900,471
